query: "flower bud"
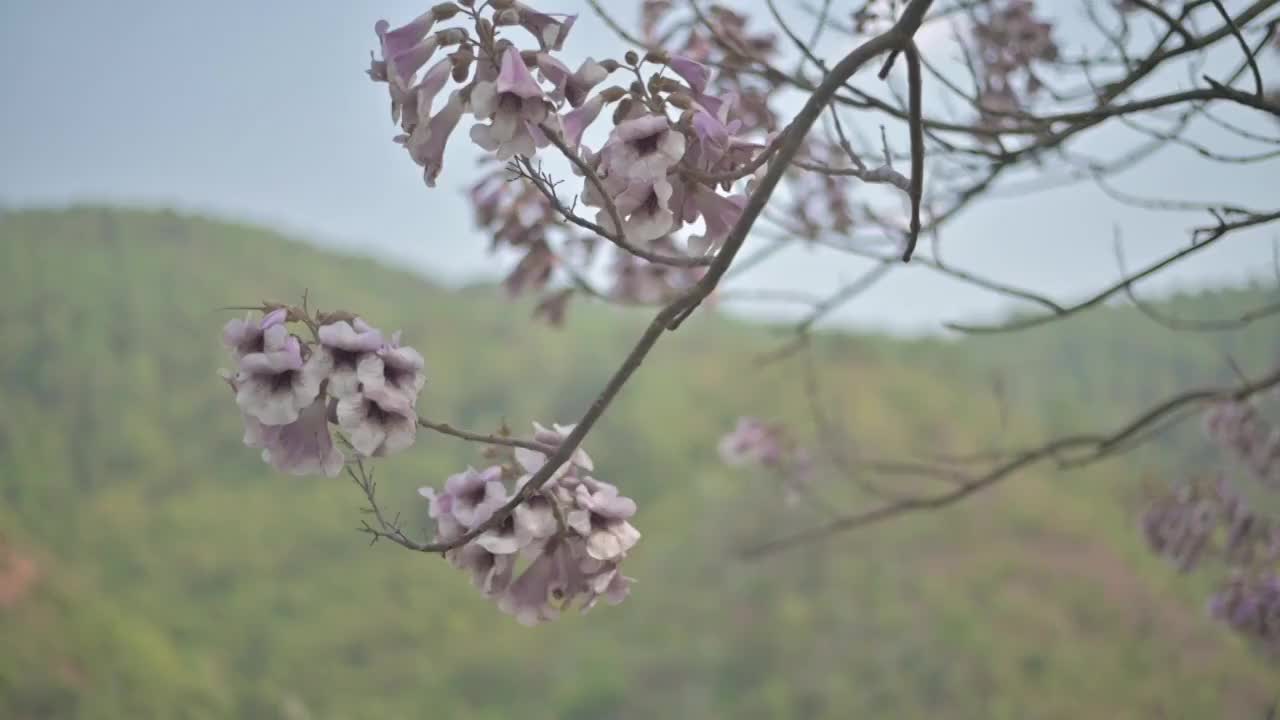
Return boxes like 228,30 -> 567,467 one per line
667,92 -> 693,110
599,85 -> 628,103
624,50 -> 640,66
490,0 -> 516,7
431,2 -> 461,20
495,8 -> 521,26
599,59 -> 622,73
450,47 -> 474,82
644,49 -> 670,64
612,97 -> 634,125
435,27 -> 469,46
476,18 -> 494,44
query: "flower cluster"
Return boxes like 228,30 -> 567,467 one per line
1208,572 -> 1280,658
970,0 -> 1058,128
719,417 -> 815,505
419,423 -> 639,625
1204,400 -> 1280,492
1141,398 -> 1280,657
1141,482 -> 1218,573
368,1 -> 785,323
220,307 -> 425,476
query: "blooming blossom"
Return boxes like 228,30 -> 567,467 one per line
310,318 -> 384,399
356,333 -> 426,407
470,47 -> 552,160
335,384 -> 418,457
235,329 -> 321,427
599,115 -> 686,182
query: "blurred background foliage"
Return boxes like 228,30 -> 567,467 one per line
1,207 -> 1278,719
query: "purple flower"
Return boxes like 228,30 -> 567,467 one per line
561,94 -> 604,148
414,90 -> 466,187
536,55 -> 607,108
450,542 -> 516,597
514,422 -> 594,482
442,465 -> 508,529
567,481 -> 641,561
374,15 -> 440,89
235,330 -> 321,427
688,187 -> 746,255
355,333 -> 426,407
393,55 -> 455,138
469,47 -> 550,160
259,397 -> 345,478
718,417 -> 784,467
513,3 -> 576,51
374,13 -> 434,64
310,318 -> 384,399
335,385 -> 417,457
582,565 -> 634,611
497,537 -> 584,626
514,492 -> 559,546
600,115 -> 686,182
419,485 -> 465,543
222,309 -> 287,363
669,55 -> 710,95
608,177 -> 677,243
475,512 -> 524,555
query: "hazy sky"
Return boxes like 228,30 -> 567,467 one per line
3,0 -> 1277,332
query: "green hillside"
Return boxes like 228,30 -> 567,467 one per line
0,207 -> 1277,719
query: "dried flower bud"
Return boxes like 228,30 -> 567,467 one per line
476,18 -> 494,44
599,85 -> 628,103
629,80 -> 645,95
599,59 -> 622,73
612,97 -> 634,125
431,2 -> 461,20
644,49 -> 670,64
490,0 -> 515,8
495,8 -> 521,26
450,48 -> 474,82
316,310 -> 358,325
435,27 -> 469,46
624,50 -> 640,66
667,92 -> 693,110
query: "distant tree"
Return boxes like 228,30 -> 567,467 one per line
217,0 -> 1280,644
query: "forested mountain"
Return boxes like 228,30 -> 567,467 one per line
1,207 -> 1277,719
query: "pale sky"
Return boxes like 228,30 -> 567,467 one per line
3,0 -> 1277,333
